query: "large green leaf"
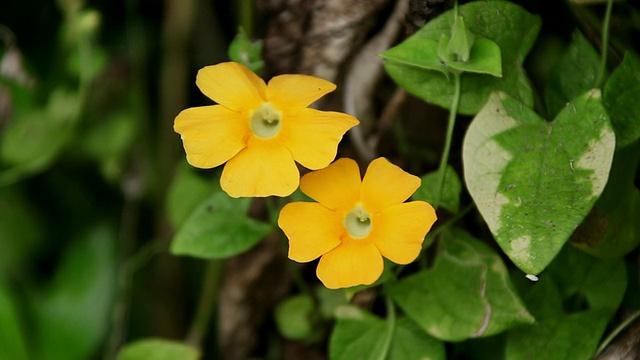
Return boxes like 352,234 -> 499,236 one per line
545,31 -> 600,118
0,282 -> 28,360
117,338 -> 199,360
34,225 -> 116,360
603,52 -> 640,147
505,246 -> 626,360
571,142 -> 640,257
383,1 -> 540,115
388,229 -> 534,342
329,306 -> 445,360
171,192 -> 273,259
463,90 -> 615,275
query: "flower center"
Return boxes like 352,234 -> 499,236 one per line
344,205 -> 372,239
250,103 -> 282,139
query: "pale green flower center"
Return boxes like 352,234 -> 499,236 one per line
344,205 -> 372,239
250,103 -> 282,139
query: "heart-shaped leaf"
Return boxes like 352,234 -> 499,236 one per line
388,229 -> 534,342
463,90 -> 615,275
603,52 -> 640,147
545,31 -> 600,118
329,306 -> 445,360
171,192 -> 273,259
383,1 -> 540,115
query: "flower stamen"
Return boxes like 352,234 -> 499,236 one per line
344,205 -> 372,239
250,103 -> 282,139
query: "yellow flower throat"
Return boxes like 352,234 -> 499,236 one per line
344,205 -> 372,239
250,103 -> 282,139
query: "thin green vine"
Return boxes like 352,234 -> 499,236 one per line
594,309 -> 640,357
375,295 -> 397,360
595,0 -> 614,88
435,71 -> 462,209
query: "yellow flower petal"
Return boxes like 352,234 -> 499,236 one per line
316,242 -> 383,289
196,62 -> 266,112
220,138 -> 299,197
370,201 -> 437,264
280,108 -> 359,170
278,202 -> 343,262
173,105 -> 249,168
300,158 -> 361,211
267,74 -> 336,110
361,158 -> 421,214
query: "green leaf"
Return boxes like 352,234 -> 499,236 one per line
274,294 -> 317,340
389,318 -> 446,360
171,192 -> 273,259
228,27 -> 264,74
505,246 -> 626,360
571,142 -> 640,257
445,38 -> 502,77
34,225 -> 116,360
388,229 -> 534,342
383,1 -> 540,115
329,306 -> 387,360
329,306 -> 445,360
0,282 -> 28,360
413,165 -> 461,213
116,338 -> 199,360
463,90 -> 615,275
545,31 -> 600,118
166,164 -> 219,229
603,52 -> 640,147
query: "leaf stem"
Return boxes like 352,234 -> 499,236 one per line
595,309 -> 640,357
595,0 -> 614,88
185,260 -> 224,350
375,295 -> 396,360
435,72 -> 462,209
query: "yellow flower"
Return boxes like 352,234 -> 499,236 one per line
278,157 -> 437,289
174,62 -> 359,197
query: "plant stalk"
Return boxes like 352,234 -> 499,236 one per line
595,0 -> 614,88
435,72 -> 462,209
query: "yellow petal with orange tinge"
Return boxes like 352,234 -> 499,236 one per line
196,62 -> 266,112
300,158 -> 361,211
278,202 -> 343,263
267,74 -> 336,110
174,105 -> 249,169
220,138 -> 299,197
361,158 -> 421,214
317,241 -> 384,289
281,108 -> 359,170
370,201 -> 437,264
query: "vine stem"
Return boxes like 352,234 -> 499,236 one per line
375,295 -> 396,360
595,0 -> 614,88
594,309 -> 640,357
185,260 -> 224,350
435,72 -> 462,209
